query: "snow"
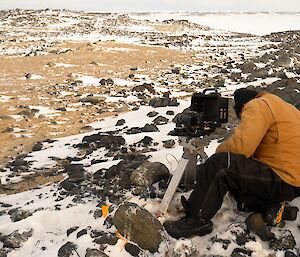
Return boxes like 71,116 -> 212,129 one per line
130,12 -> 300,36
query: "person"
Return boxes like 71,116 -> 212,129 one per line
164,88 -> 300,240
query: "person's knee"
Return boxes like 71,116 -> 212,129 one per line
196,152 -> 229,180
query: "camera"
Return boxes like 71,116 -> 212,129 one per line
169,89 -> 229,137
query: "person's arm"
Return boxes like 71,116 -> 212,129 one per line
216,99 -> 274,157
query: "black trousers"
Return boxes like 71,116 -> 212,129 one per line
188,152 -> 297,220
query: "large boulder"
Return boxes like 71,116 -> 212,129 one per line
113,202 -> 163,253
130,161 -> 169,187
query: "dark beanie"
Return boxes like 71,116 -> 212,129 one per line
233,88 -> 259,118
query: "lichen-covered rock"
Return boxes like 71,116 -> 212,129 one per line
1,230 -> 33,248
85,248 -> 108,257
113,202 -> 163,253
9,209 -> 32,222
269,230 -> 296,251
130,161 -> 169,186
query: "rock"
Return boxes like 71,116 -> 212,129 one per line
1,230 -> 33,248
80,126 -> 94,132
138,136 -> 153,146
25,73 -> 32,79
82,133 -> 125,149
133,83 -> 155,94
17,110 -> 35,118
147,111 -> 159,117
32,142 -> 43,151
9,209 -> 32,222
125,127 -> 142,134
64,164 -> 85,183
77,229 -> 88,238
60,180 -> 77,191
80,96 -> 105,105
172,67 -> 181,74
113,202 -> 163,252
163,139 -> 175,148
149,95 -> 179,108
92,232 -> 118,245
0,115 -> 13,120
173,239 -> 197,257
58,242 -> 77,257
125,244 -> 141,256
130,161 -> 169,186
269,230 -> 296,251
153,116 -> 169,125
141,124 -> 159,132
67,226 -> 79,237
166,110 -> 175,115
85,248 -> 108,257
116,119 -> 126,126
285,250 -> 297,257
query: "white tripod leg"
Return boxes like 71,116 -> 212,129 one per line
157,157 -> 189,216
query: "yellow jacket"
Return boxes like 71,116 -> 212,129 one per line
216,91 -> 300,186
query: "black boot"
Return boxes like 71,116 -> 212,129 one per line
163,216 -> 213,239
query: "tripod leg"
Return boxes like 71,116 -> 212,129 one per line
158,157 -> 189,215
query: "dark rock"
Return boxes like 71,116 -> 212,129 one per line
238,61 -> 257,73
9,209 -> 32,222
113,202 -> 163,253
126,127 -> 142,134
85,248 -> 108,257
147,111 -> 159,117
233,231 -> 255,246
141,124 -> 159,132
132,83 -> 155,94
32,142 -> 43,151
116,119 -> 126,126
125,243 -> 141,256
25,73 -> 32,79
1,230 -> 33,248
93,232 -> 118,245
149,96 -> 179,108
60,180 -> 77,191
58,242 -> 77,257
18,110 -> 35,118
171,67 -> 181,74
285,250 -> 297,257
106,78 -> 114,85
80,96 -> 105,105
130,161 -> 169,186
56,107 -> 67,112
64,164 -> 85,183
138,136 -> 153,146
67,226 -> 79,237
77,229 -> 88,238
82,133 -> 125,149
230,72 -> 242,82
231,248 -> 252,257
269,230 -> 296,251
166,110 -> 175,115
152,116 -> 169,125
163,139 -> 175,148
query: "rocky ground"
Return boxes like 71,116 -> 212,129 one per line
0,9 -> 300,257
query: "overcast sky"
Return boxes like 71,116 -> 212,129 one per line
0,0 -> 299,12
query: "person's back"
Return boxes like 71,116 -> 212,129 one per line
253,92 -> 300,186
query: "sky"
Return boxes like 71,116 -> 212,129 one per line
0,0 -> 299,12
